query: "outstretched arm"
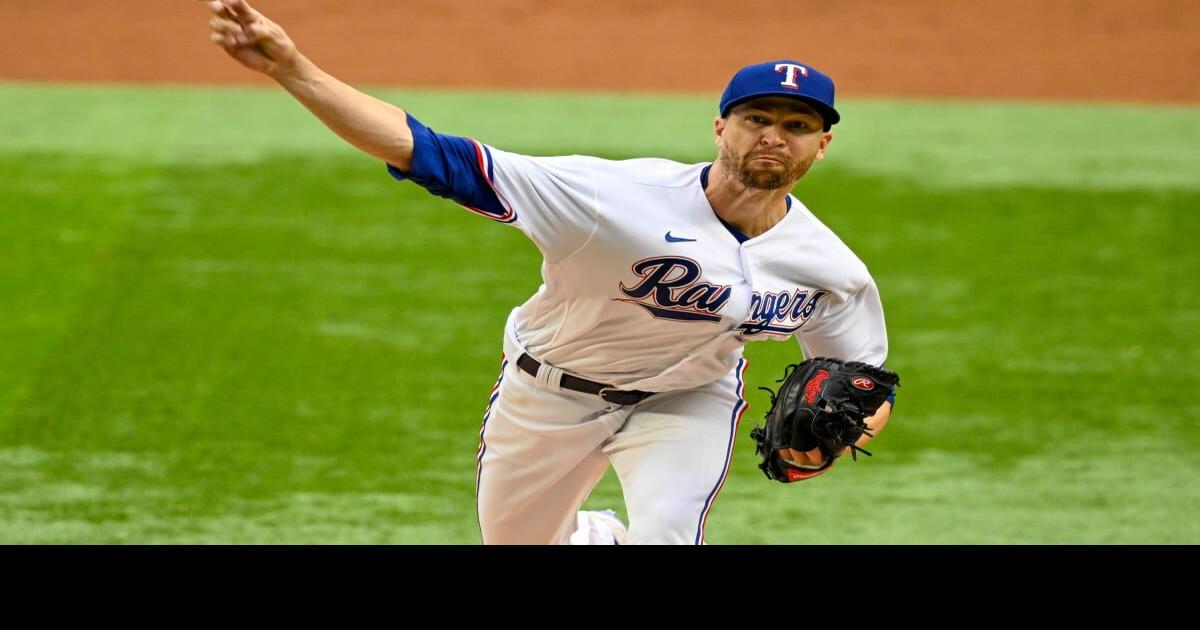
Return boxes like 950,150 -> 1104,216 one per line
203,0 -> 414,170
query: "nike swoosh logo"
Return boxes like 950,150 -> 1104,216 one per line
665,231 -> 698,243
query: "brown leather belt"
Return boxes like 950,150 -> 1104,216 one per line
516,353 -> 653,406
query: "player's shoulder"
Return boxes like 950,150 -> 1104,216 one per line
597,157 -> 705,188
785,197 -> 874,286
527,154 -> 703,188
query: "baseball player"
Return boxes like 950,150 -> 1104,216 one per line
204,0 -> 895,545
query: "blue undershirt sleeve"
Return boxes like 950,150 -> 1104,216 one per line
386,113 -> 509,219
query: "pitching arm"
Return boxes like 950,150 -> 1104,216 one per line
202,0 -> 415,170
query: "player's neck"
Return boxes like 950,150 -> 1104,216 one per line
704,161 -> 791,239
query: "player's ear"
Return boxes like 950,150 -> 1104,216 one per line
815,131 -> 833,160
713,116 -> 725,144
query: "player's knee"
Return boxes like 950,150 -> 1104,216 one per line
477,501 -> 567,545
477,500 -> 525,545
479,513 -> 545,544
480,524 -> 540,545
627,500 -> 704,545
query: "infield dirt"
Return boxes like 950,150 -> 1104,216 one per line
0,0 -> 1195,103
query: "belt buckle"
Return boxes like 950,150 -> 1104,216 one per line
598,387 -> 622,404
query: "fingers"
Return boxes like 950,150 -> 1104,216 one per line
205,1 -> 235,21
227,0 -> 264,26
779,447 -> 826,467
207,9 -> 271,49
209,31 -> 236,49
208,16 -> 250,48
209,16 -> 243,36
204,0 -> 259,26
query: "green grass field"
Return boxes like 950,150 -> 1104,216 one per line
2,82 -> 1198,543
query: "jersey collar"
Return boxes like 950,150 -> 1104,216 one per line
699,164 -> 791,244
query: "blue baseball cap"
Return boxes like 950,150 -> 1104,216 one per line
719,60 -> 840,130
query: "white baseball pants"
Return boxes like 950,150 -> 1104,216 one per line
474,352 -> 749,545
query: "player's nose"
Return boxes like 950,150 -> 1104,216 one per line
759,125 -> 786,145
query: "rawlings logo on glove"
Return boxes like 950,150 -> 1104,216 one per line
803,369 -> 829,403
749,357 -> 899,483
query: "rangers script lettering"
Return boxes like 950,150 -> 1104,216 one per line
738,289 -> 829,336
617,256 -> 732,322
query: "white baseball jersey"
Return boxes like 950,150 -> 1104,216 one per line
389,114 -> 889,394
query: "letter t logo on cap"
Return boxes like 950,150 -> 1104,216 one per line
774,63 -> 809,89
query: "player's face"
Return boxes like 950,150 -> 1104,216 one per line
715,97 -> 833,190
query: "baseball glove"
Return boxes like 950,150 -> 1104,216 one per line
749,357 -> 899,483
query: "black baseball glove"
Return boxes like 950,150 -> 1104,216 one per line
749,357 -> 899,483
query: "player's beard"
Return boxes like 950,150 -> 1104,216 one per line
721,148 -> 816,190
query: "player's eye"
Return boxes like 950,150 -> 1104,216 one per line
747,115 -> 768,125
787,121 -> 809,130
